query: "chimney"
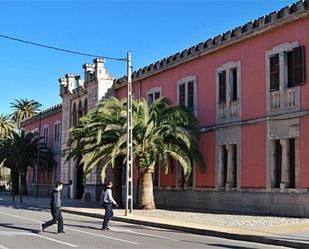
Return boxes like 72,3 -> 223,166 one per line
93,58 -> 105,79
82,63 -> 94,83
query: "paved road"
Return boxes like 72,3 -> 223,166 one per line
0,205 -> 290,249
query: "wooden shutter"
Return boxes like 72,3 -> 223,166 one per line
179,83 -> 186,106
293,46 -> 306,86
147,93 -> 154,104
219,71 -> 226,103
270,54 -> 280,91
287,51 -> 294,88
188,81 -> 194,110
154,91 -> 160,100
231,68 -> 237,101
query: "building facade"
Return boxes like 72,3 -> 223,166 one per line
59,58 -> 114,200
22,104 -> 62,196
114,1 -> 309,216
24,1 -> 309,216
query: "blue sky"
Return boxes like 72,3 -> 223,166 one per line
0,0 -> 295,115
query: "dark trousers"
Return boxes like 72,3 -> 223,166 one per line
102,203 -> 114,229
43,208 -> 64,232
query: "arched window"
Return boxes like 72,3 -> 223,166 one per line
72,103 -> 77,127
78,100 -> 83,124
84,98 -> 88,115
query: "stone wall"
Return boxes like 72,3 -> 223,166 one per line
153,188 -> 309,217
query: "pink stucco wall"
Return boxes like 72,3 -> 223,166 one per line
196,132 -> 215,187
117,18 -> 309,124
22,110 -> 61,185
23,110 -> 61,149
241,123 -> 266,188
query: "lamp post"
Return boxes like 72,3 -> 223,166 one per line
125,51 -> 133,216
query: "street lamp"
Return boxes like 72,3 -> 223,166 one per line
125,51 -> 133,216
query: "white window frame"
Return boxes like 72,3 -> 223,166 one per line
43,125 -> 49,144
265,41 -> 300,91
215,61 -> 241,122
215,61 -> 241,105
176,75 -> 198,116
54,121 -> 61,145
146,86 -> 162,104
265,41 -> 301,114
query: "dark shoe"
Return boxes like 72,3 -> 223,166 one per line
41,225 -> 45,232
102,227 -> 110,230
57,231 -> 66,234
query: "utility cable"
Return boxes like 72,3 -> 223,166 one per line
0,34 -> 127,61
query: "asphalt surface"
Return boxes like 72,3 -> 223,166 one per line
0,205 -> 290,249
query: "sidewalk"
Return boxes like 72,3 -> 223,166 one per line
1,193 -> 309,248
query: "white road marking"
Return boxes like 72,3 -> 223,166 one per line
0,244 -> 10,249
111,228 -> 180,242
67,227 -> 139,245
0,211 -> 139,245
0,212 -> 78,247
34,234 -> 78,247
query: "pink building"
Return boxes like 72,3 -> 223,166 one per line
22,1 -> 309,216
114,1 -> 309,215
22,104 -> 62,196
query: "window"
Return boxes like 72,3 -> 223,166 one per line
219,71 -> 226,103
187,81 -> 194,110
270,54 -> 280,91
177,76 -> 197,114
43,126 -> 49,144
287,46 -> 306,88
147,87 -> 162,105
231,68 -> 238,101
179,83 -> 186,106
54,122 -> 61,145
267,44 -> 306,91
218,66 -> 239,104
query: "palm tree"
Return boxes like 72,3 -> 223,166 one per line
68,97 -> 127,204
0,130 -> 54,194
68,97 -> 205,209
10,99 -> 41,129
0,114 -> 15,139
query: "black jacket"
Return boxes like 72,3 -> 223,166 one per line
50,188 -> 61,209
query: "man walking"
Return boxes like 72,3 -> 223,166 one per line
42,181 -> 65,234
100,181 -> 118,230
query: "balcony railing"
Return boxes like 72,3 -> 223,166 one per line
230,100 -> 238,118
285,88 -> 296,107
219,100 -> 238,120
270,91 -> 281,110
219,103 -> 227,119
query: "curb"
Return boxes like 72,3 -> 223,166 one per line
1,199 -> 307,249
61,209 -> 308,249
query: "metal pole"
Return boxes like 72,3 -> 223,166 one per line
125,51 -> 133,216
36,112 -> 42,198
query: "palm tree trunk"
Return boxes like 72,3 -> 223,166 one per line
112,166 -> 123,206
10,169 -> 19,194
20,171 -> 28,195
140,171 -> 156,210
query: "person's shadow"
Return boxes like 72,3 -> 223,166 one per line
0,223 -> 41,234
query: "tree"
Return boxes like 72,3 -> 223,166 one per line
0,114 -> 15,139
10,99 -> 41,129
0,130 -> 54,194
69,97 -> 205,209
68,97 -> 127,204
